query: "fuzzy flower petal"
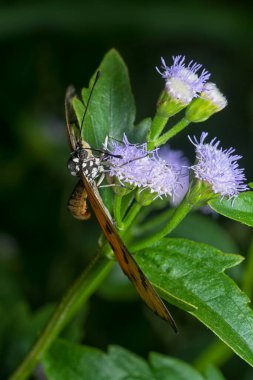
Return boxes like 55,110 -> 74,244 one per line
159,145 -> 189,205
105,135 -> 181,199
157,55 -> 210,104
189,132 -> 248,198
202,82 -> 227,111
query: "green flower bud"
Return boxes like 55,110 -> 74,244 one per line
109,176 -> 134,196
186,82 -> 227,123
135,188 -> 156,206
156,89 -> 189,118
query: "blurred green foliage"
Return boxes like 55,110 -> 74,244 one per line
0,1 -> 252,379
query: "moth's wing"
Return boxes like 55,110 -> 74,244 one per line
68,180 -> 91,221
80,173 -> 177,332
65,86 -> 92,221
65,85 -> 80,150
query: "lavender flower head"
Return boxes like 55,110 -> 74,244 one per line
189,132 -> 248,199
202,82 -> 227,111
159,145 -> 189,205
157,55 -> 210,104
105,135 -> 181,199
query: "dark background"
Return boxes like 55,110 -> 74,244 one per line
0,1 -> 253,379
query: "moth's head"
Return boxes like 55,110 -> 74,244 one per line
68,141 -> 91,177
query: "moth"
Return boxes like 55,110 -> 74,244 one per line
65,73 -> 177,332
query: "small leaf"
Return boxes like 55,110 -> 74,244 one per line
150,352 -> 204,380
209,192 -> 253,227
135,238 -> 253,367
80,49 -> 136,148
42,339 -> 115,380
108,345 -> 152,379
42,340 -> 208,380
42,340 -> 153,380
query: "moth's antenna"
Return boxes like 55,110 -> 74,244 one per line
80,70 -> 101,134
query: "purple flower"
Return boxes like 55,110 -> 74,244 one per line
157,55 -> 210,104
159,145 -> 189,205
146,151 -> 182,199
189,132 -> 248,199
105,135 -> 180,199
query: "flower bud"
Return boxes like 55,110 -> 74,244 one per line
156,89 -> 189,118
156,55 -> 210,117
185,82 -> 227,123
135,188 -> 156,206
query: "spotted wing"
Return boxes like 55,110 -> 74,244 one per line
80,172 -> 177,332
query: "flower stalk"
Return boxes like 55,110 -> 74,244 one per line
148,117 -> 190,149
130,195 -> 193,252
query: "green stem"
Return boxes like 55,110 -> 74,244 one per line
150,117 -> 190,149
121,201 -> 142,231
147,113 -> 170,143
135,207 -> 174,235
9,254 -> 114,380
130,197 -> 193,252
113,194 -> 123,229
242,237 -> 253,299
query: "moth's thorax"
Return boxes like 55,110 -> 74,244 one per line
68,145 -> 104,181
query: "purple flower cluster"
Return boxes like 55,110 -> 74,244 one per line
105,132 -> 248,203
157,55 -> 210,104
189,132 -> 248,199
105,135 -> 182,199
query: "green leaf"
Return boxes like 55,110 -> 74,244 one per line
43,340 -> 209,380
209,192 -> 253,227
135,238 -> 253,367
42,340 -> 153,380
80,49 -> 136,148
108,345 -> 152,379
43,339 -> 114,380
71,49 -> 137,211
150,352 -> 204,380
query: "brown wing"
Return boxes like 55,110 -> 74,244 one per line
65,85 -> 79,151
80,172 -> 177,333
68,180 -> 91,221
65,86 -> 91,221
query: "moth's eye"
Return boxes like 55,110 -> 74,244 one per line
79,149 -> 88,160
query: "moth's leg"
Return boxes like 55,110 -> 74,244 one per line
96,173 -> 105,187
